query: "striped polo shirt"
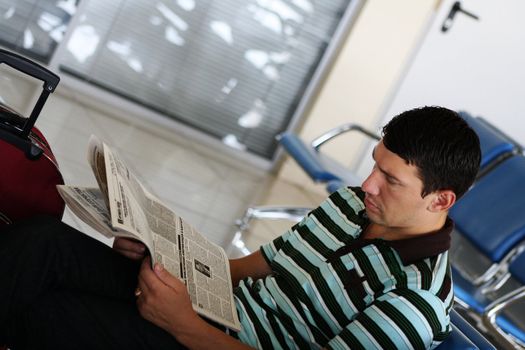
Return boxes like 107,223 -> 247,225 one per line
233,186 -> 453,349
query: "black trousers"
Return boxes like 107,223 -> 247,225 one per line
0,215 -> 186,350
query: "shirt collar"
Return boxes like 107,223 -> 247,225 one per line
379,217 -> 454,265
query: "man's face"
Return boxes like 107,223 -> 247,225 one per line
361,141 -> 437,234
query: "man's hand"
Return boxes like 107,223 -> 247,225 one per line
113,237 -> 146,260
137,257 -> 254,349
136,257 -> 200,336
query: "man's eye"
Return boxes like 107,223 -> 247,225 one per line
386,177 -> 397,185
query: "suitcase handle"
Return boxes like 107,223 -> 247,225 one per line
0,48 -> 59,92
0,49 -> 60,159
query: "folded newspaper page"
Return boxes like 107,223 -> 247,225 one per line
57,135 -> 240,331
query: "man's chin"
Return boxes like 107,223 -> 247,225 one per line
365,206 -> 379,217
365,209 -> 382,224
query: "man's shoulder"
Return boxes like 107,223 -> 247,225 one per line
327,186 -> 366,204
321,186 -> 368,227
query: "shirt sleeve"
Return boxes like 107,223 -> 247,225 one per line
260,186 -> 365,264
260,224 -> 298,264
325,289 -> 451,350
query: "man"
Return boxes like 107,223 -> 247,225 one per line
0,106 -> 480,349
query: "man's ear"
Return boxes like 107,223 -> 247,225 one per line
429,190 -> 456,212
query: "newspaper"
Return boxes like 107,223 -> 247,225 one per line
57,135 -> 240,331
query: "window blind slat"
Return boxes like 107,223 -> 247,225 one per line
0,0 -> 78,63
60,0 -> 355,159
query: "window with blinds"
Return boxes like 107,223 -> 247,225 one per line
59,0 -> 358,159
0,0 -> 78,63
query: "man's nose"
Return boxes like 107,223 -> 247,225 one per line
362,171 -> 379,196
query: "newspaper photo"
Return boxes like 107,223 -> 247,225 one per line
57,135 -> 240,331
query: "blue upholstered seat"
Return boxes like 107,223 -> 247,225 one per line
450,155 -> 525,308
449,155 -> 525,348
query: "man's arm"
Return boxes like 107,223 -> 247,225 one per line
229,250 -> 272,287
137,258 -> 254,349
324,289 -> 449,350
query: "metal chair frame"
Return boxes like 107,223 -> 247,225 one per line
483,286 -> 525,349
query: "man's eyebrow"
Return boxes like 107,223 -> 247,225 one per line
382,169 -> 401,183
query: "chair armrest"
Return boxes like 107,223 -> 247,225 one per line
483,285 -> 525,349
477,242 -> 525,294
476,241 -> 525,291
235,206 -> 311,231
311,123 -> 380,150
229,206 -> 311,257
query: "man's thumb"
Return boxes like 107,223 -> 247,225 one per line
154,263 -> 181,289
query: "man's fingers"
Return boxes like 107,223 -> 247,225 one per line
113,237 -> 146,260
114,237 -> 146,253
154,263 -> 185,290
138,258 -> 184,294
121,250 -> 145,260
138,256 -> 164,294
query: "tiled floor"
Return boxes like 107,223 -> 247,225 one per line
34,88 -> 324,257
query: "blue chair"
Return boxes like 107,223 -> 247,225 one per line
435,309 -> 496,349
448,155 -> 525,349
278,123 -> 380,186
449,155 -> 525,291
279,114 -> 521,191
326,179 -> 346,194
459,112 -> 522,178
483,252 -> 525,348
228,124 -> 380,255
236,114 -> 524,257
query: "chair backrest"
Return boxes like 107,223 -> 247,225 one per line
459,112 -> 521,174
450,155 -> 525,262
278,132 -> 362,185
279,132 -> 340,182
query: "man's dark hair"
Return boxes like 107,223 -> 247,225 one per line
382,106 -> 481,199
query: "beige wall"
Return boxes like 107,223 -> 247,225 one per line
277,0 -> 438,195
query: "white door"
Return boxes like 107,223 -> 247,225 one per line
356,0 -> 525,177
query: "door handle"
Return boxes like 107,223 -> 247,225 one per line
442,1 -> 480,32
